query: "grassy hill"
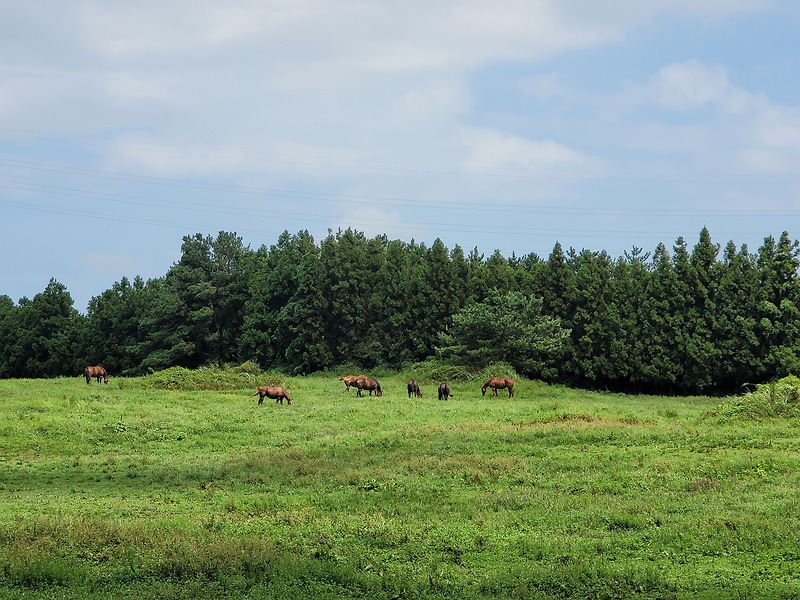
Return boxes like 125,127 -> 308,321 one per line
0,372 -> 798,598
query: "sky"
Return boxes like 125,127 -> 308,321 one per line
2,1 -> 800,313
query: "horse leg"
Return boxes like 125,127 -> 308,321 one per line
258,394 -> 264,405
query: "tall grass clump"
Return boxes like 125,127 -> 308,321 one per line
407,359 -> 518,383
132,362 -> 282,391
709,375 -> 800,421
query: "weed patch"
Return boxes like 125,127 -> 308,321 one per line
132,363 -> 281,391
709,375 -> 800,421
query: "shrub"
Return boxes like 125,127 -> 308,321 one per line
407,360 -> 472,383
709,375 -> 800,421
406,360 -> 521,384
132,364 -> 270,391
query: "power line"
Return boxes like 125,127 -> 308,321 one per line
2,157 -> 799,218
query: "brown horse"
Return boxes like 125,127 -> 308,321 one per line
84,366 -> 108,384
407,380 -> 422,398
339,375 -> 366,392
438,382 -> 453,400
251,386 -> 293,405
354,376 -> 382,397
481,377 -> 515,397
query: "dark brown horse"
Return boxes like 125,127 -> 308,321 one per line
84,366 -> 108,384
251,386 -> 293,405
438,382 -> 453,400
354,376 -> 382,397
481,377 -> 515,397
339,375 -> 365,392
407,380 -> 422,398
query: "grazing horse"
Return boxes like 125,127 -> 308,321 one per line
84,366 -> 108,384
407,380 -> 422,398
482,377 -> 515,398
354,376 -> 382,397
251,386 -> 293,405
339,375 -> 365,392
438,382 -> 453,400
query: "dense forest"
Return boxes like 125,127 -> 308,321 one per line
1,226 -> 799,395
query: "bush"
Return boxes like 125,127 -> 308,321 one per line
133,364 -> 271,391
709,375 -> 800,421
406,360 -> 519,383
477,362 -> 519,383
407,360 -> 474,383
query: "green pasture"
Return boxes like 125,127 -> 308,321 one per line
0,373 -> 799,599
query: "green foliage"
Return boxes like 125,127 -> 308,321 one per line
407,359 -> 474,382
3,227 -> 800,395
710,375 -> 800,421
436,289 -> 569,378
5,279 -> 83,378
405,359 -> 518,383
133,363 -> 273,391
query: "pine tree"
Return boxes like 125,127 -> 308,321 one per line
12,279 -> 82,377
240,230 -> 315,370
436,289 -> 569,376
281,246 -> 332,374
0,295 -> 18,377
566,249 -> 621,388
714,241 -> 761,389
370,240 -> 413,366
684,227 -> 722,391
536,242 -> 577,382
449,244 -> 470,309
639,243 -> 685,393
616,247 -> 651,392
413,239 -> 456,359
757,232 -> 800,377
318,229 -> 371,366
208,231 -> 250,364
82,276 -> 148,375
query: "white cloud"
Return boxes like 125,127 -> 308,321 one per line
753,106 -> 800,148
0,1 -> 778,184
649,59 -> 731,110
460,127 -> 602,174
738,106 -> 800,173
620,58 -> 768,117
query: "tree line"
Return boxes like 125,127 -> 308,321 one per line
1,227 -> 798,395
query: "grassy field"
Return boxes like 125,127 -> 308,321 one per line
0,371 -> 799,599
